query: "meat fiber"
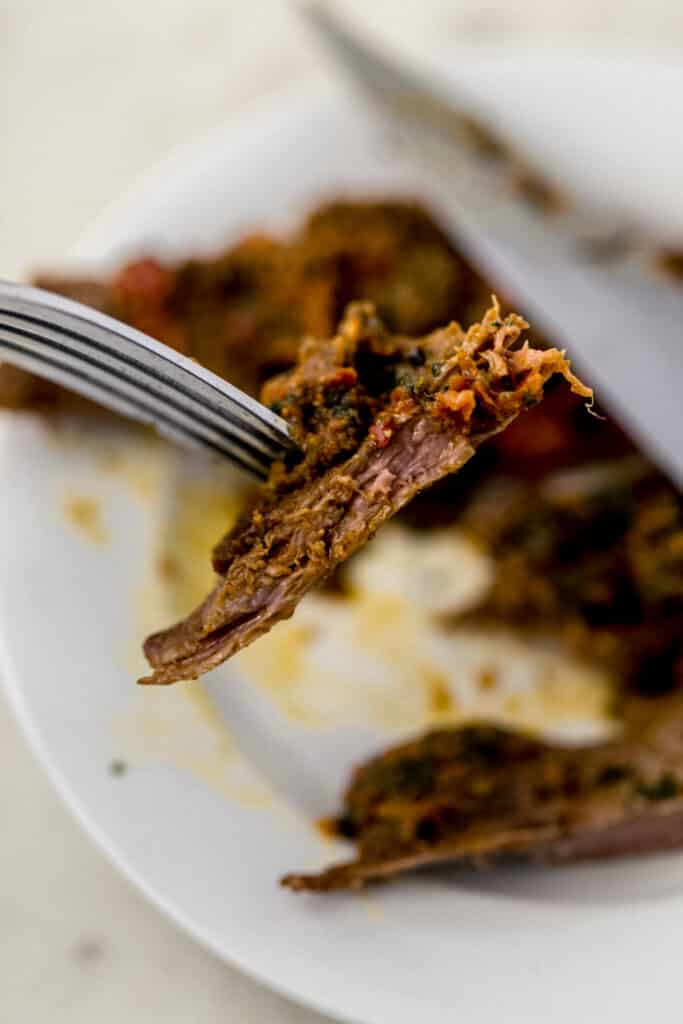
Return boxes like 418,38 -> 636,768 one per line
142,300 -> 589,684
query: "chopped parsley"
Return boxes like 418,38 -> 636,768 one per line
637,773 -> 680,801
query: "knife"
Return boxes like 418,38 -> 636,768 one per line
302,4 -> 683,486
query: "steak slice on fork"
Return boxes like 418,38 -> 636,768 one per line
143,299 -> 589,684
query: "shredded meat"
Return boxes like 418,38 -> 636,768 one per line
1,200 -> 487,405
141,300 -> 589,684
282,693 -> 683,891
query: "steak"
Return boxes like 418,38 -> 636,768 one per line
142,300 -> 589,684
282,693 -> 683,891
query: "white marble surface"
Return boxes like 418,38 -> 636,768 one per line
2,2 -> 682,1021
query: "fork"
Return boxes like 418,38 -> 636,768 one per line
0,280 -> 295,479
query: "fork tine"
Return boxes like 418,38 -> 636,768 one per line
0,310 -> 283,466
0,279 -> 295,477
0,327 -> 270,478
0,300 -> 289,454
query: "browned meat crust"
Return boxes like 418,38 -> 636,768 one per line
142,301 -> 589,684
1,200 -> 487,406
459,465 -> 683,695
282,694 -> 683,891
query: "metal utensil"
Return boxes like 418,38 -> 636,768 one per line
0,280 -> 295,479
303,4 -> 683,486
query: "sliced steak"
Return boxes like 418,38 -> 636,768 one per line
142,300 -> 589,684
282,693 -> 683,891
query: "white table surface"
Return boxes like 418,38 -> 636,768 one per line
2,2 -> 682,1021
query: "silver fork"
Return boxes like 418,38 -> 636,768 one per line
0,280 -> 295,479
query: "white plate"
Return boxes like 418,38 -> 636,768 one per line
3,51 -> 683,1024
